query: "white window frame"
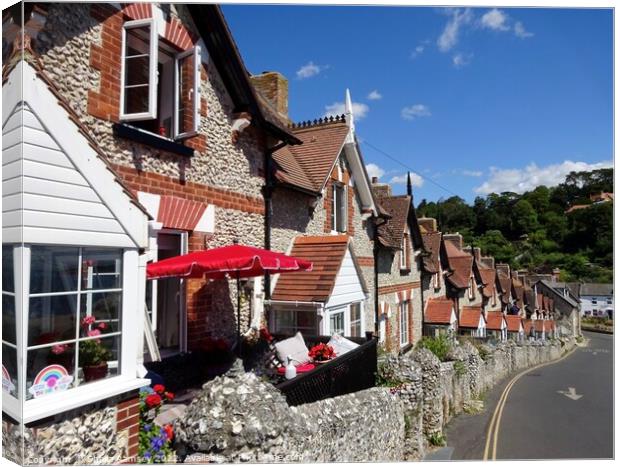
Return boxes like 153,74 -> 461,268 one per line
120,18 -> 159,121
3,245 -> 147,424
400,235 -> 408,270
468,276 -> 475,299
332,183 -> 347,233
174,46 -> 201,139
324,302 -> 364,337
399,300 -> 410,346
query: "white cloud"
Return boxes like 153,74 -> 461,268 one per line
410,44 -> 426,59
463,170 -> 483,177
401,104 -> 431,121
390,173 -> 424,188
437,8 -> 472,52
480,8 -> 510,31
366,163 -> 385,181
296,61 -> 327,79
323,101 -> 369,119
474,160 -> 613,195
514,21 -> 534,38
367,90 -> 382,100
452,52 -> 473,68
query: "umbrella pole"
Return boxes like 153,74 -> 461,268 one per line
237,271 -> 241,357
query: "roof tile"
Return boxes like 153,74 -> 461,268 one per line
424,298 -> 454,325
460,306 -> 483,328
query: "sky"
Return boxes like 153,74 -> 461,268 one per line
222,5 -> 613,203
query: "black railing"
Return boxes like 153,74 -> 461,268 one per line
274,335 -> 377,406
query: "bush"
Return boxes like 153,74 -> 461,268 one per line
453,360 -> 466,377
375,360 -> 405,388
428,432 -> 446,447
474,342 -> 492,361
417,335 -> 453,362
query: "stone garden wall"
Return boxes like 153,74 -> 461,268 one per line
174,337 -> 575,463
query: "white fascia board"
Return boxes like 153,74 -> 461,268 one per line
2,60 -> 22,127
21,61 -> 149,248
343,141 -> 378,216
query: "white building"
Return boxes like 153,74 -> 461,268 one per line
578,283 -> 613,318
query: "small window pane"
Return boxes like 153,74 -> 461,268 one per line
81,249 -> 122,290
30,246 -> 79,294
28,294 -> 78,346
78,335 -> 120,385
26,343 -> 76,400
330,311 -> 345,335
2,246 -> 14,293
176,51 -> 195,136
349,303 -> 361,337
124,85 -> 151,115
2,294 -> 16,344
2,344 -> 18,398
124,55 -> 150,86
80,291 -> 122,336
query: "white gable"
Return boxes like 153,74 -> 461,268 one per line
478,314 -> 486,330
325,247 -> 366,309
2,61 -> 148,248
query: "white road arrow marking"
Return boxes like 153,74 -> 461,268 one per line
557,387 -> 583,400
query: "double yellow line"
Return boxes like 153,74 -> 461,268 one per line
482,344 -> 581,460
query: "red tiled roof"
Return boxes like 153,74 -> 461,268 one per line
422,232 -> 441,274
158,195 -> 206,231
460,306 -> 483,329
534,320 -> 545,332
545,320 -> 555,330
443,240 -> 473,289
273,121 -> 349,193
505,315 -> 523,333
272,235 -> 349,303
498,273 -> 512,304
523,319 -> 533,334
479,267 -> 497,298
486,311 -> 506,331
424,298 -> 454,325
374,195 -> 411,249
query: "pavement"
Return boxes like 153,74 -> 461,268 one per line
441,332 -> 613,461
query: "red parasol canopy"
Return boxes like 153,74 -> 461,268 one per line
146,244 -> 313,280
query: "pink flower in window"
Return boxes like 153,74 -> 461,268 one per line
82,316 -> 96,327
51,344 -> 68,355
87,329 -> 101,338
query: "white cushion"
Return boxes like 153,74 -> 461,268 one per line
327,334 -> 360,356
274,332 -> 311,365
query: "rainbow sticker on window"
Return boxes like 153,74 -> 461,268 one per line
28,364 -> 73,398
2,365 -> 15,395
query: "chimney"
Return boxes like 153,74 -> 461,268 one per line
480,256 -> 495,269
371,178 -> 392,199
250,71 -> 288,120
443,233 -> 463,250
418,217 -> 437,233
552,268 -> 561,282
496,263 -> 511,277
471,246 -> 481,262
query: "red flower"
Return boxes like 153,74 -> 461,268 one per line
153,384 -> 165,394
164,391 -> 174,401
98,322 -> 107,331
145,393 -> 162,408
81,316 -> 96,327
163,424 -> 174,441
308,343 -> 335,361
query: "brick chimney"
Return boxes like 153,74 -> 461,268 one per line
250,71 -> 288,120
471,246 -> 481,262
443,233 -> 463,250
371,177 -> 392,199
418,217 -> 437,233
496,263 -> 510,277
552,268 -> 561,282
480,256 -> 495,269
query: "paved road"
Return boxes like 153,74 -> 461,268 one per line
445,332 -> 613,460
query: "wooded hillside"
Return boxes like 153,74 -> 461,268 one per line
417,169 -> 613,282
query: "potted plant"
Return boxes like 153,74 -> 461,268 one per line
80,316 -> 112,382
308,343 -> 335,363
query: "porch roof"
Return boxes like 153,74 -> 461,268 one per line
424,298 -> 455,325
486,311 -> 506,331
505,315 -> 523,333
459,306 -> 484,329
271,235 -> 350,303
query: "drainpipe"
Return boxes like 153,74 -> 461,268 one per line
373,226 -> 379,337
263,141 -> 287,299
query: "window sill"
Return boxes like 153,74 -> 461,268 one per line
113,123 -> 194,157
399,343 -> 413,354
8,376 -> 151,424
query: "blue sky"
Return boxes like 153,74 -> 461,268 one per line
222,5 -> 613,203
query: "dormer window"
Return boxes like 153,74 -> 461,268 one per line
332,183 -> 347,233
120,19 -> 200,139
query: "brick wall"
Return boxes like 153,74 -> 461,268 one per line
116,393 -> 140,462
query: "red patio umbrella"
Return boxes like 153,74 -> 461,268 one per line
146,244 -> 313,350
